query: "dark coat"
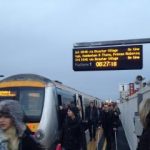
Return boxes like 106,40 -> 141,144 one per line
19,129 -> 42,150
85,106 -> 98,123
101,110 -> 118,137
137,113 -> 150,150
112,109 -> 121,128
62,116 -> 82,150
137,128 -> 150,150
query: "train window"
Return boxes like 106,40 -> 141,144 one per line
19,87 -> 45,122
0,87 -> 44,122
57,94 -> 62,106
62,96 -> 74,107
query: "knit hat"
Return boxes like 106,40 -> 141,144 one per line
0,100 -> 26,137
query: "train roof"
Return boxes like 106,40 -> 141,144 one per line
0,74 -> 51,84
53,80 -> 102,101
0,74 -> 102,101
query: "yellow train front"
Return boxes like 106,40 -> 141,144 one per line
0,74 -> 102,150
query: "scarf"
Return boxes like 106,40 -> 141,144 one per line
3,127 -> 19,150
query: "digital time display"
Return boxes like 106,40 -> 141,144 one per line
0,90 -> 16,97
73,45 -> 143,71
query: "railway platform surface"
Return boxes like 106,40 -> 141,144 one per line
98,126 -> 130,150
87,125 -> 130,150
116,126 -> 130,150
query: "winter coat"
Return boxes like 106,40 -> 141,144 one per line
137,112 -> 150,150
62,116 -> 82,150
85,106 -> 98,123
101,110 -> 117,138
112,109 -> 121,128
137,128 -> 150,150
19,128 -> 42,150
0,129 -> 8,150
0,128 -> 42,150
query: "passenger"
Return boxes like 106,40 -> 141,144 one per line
98,103 -> 103,127
0,100 -> 42,150
101,104 -> 116,150
62,106 -> 82,150
70,102 -> 80,118
59,104 -> 68,127
112,103 -> 121,128
85,101 -> 98,141
137,98 -> 150,150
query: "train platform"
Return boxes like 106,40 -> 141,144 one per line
87,126 -> 130,150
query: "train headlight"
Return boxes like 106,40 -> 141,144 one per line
34,130 -> 44,140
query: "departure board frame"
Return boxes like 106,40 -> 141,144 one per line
73,45 -> 143,71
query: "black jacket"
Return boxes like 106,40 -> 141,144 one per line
85,106 -> 98,123
137,128 -> 150,150
62,116 -> 82,150
137,112 -> 150,150
19,129 -> 42,150
101,110 -> 117,133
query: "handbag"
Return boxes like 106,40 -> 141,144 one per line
56,143 -> 62,150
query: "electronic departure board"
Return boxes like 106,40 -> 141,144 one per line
73,45 -> 143,71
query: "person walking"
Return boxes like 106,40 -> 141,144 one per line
0,99 -> 42,150
101,103 -> 117,150
137,98 -> 150,150
85,101 -> 98,141
62,106 -> 82,150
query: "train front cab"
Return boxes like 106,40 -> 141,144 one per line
0,77 -> 102,150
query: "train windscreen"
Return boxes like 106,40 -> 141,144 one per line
0,87 -> 45,122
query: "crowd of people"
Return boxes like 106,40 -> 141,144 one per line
58,100 -> 121,150
0,98 -> 149,150
85,101 -> 121,150
58,99 -> 150,150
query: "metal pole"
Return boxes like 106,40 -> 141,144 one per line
96,128 -> 100,150
74,38 -> 150,48
114,130 -> 118,150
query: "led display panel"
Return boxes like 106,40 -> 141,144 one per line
73,45 -> 143,71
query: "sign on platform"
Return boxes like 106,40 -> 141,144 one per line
73,45 -> 143,71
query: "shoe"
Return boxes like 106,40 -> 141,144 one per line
90,138 -> 92,141
93,138 -> 96,141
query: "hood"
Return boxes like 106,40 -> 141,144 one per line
0,100 -> 26,137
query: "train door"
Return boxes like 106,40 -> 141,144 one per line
57,93 -> 75,129
73,94 -> 76,106
77,95 -> 84,120
57,94 -> 63,130
77,95 -> 88,150
57,94 -> 62,106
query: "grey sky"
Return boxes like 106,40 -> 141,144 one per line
0,0 -> 150,100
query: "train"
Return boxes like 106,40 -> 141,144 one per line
0,74 -> 102,150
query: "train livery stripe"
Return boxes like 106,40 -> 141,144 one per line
0,81 -> 45,88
